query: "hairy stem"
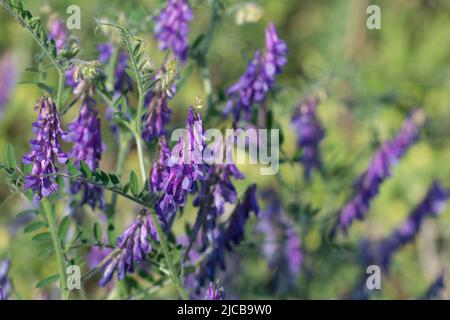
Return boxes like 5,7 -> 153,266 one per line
0,0 -> 63,73
148,209 -> 189,300
105,46 -> 119,92
56,69 -> 65,111
134,130 -> 147,184
41,198 -> 69,300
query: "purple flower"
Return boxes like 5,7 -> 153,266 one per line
182,142 -> 245,292
424,273 -> 446,300
88,246 -> 113,270
225,184 -> 259,248
198,164 -> 244,216
0,259 -> 12,300
335,109 -> 426,234
95,43 -> 133,136
22,97 -> 68,202
110,50 -> 133,95
193,184 -> 259,288
0,52 -> 17,118
225,23 -> 287,124
184,186 -> 258,292
65,66 -> 79,90
256,190 -> 303,281
64,96 -> 104,209
99,209 -> 159,287
194,138 -> 245,218
149,136 -> 177,228
97,43 -> 114,64
154,107 -> 205,215
264,24 -> 288,76
204,282 -> 225,300
190,227 -> 227,289
150,136 -> 172,194
48,18 -> 68,52
154,0 -> 193,63
284,225 -> 303,276
365,181 -> 449,270
291,96 -> 325,179
142,90 -> 171,143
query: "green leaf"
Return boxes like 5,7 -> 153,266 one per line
67,162 -> 80,177
16,209 -> 38,219
125,67 -> 137,82
38,201 -> 47,223
38,247 -> 54,259
122,182 -> 131,194
98,170 -> 110,185
35,274 -> 60,288
93,222 -> 103,243
79,160 -> 92,179
36,82 -> 53,94
107,223 -> 116,246
24,221 -> 47,233
58,215 -> 71,241
32,232 -> 52,242
6,144 -> 16,169
109,173 -> 120,186
129,171 -> 139,196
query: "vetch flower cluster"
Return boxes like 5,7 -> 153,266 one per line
204,282 -> 225,300
364,181 -> 449,270
142,90 -> 171,144
185,185 -> 259,292
291,96 -> 325,180
225,184 -> 259,248
225,23 -> 287,124
335,109 -> 426,234
194,138 -> 245,218
48,17 -> 68,52
142,58 -> 178,143
22,97 -> 68,202
256,190 -> 303,285
64,96 -> 104,209
150,107 -> 205,216
100,209 -> 159,287
154,0 -> 193,63
97,43 -> 133,95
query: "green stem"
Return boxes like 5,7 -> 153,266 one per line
131,102 -> 187,299
134,131 -> 147,184
106,47 -> 119,92
200,66 -> 213,108
121,121 -> 147,184
56,69 -> 65,111
196,0 -> 220,110
107,136 -> 130,246
134,82 -> 146,182
148,209 -> 188,300
0,0 -> 63,73
41,198 -> 69,300
136,87 -> 144,134
108,137 -> 129,212
113,78 -> 186,299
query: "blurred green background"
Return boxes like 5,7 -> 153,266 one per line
0,0 -> 450,299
